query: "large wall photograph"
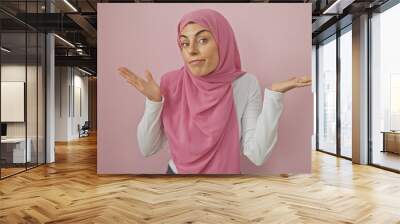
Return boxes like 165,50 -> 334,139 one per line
98,3 -> 312,174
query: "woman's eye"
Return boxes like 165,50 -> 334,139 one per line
199,38 -> 208,44
180,38 -> 207,48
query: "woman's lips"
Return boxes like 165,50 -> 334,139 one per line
189,59 -> 205,65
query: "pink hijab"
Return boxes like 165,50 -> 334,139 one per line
160,9 -> 246,174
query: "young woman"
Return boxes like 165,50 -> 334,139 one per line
118,9 -> 311,174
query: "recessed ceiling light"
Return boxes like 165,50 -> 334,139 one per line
63,0 -> 78,12
1,47 -> 11,53
77,67 -> 93,76
54,34 -> 75,48
322,0 -> 354,14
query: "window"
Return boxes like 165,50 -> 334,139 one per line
339,27 -> 352,158
317,35 -> 337,154
371,2 -> 400,171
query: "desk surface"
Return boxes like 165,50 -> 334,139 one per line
380,131 -> 400,134
1,138 -> 29,143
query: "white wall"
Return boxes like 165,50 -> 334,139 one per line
72,73 -> 89,138
1,65 -> 39,138
55,66 -> 70,141
55,67 -> 89,141
1,64 -> 46,164
1,65 -> 26,136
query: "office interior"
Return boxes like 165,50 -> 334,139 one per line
0,0 -> 399,223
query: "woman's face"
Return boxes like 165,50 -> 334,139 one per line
179,23 -> 219,77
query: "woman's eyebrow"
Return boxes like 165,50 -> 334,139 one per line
179,29 -> 210,39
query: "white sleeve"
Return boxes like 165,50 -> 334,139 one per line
241,80 -> 284,166
137,96 -> 167,157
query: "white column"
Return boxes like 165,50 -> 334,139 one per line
45,1 -> 55,163
46,32 -> 55,163
352,14 -> 369,164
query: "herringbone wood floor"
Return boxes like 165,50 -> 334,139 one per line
1,134 -> 400,224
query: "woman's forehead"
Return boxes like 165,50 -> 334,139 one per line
180,23 -> 211,37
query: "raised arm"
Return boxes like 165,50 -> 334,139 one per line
241,76 -> 284,166
117,67 -> 166,157
241,75 -> 311,166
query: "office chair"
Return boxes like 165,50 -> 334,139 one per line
79,121 -> 90,138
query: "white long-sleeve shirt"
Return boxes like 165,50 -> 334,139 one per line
137,73 -> 284,173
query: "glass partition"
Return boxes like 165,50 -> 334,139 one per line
27,30 -> 38,170
0,1 -> 46,179
0,31 -> 28,177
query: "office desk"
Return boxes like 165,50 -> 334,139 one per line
1,138 -> 32,164
381,131 -> 400,154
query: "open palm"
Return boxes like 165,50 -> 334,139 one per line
271,76 -> 312,93
118,67 -> 162,102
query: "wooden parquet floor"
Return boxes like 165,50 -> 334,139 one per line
1,134 -> 400,224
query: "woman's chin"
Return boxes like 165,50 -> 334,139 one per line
190,71 -> 205,77
189,69 -> 212,77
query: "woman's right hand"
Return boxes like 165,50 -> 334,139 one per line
118,67 -> 162,102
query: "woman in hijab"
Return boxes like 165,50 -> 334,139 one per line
118,9 -> 311,174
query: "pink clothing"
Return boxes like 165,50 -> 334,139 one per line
160,9 -> 246,174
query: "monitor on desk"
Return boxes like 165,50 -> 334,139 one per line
1,123 -> 7,138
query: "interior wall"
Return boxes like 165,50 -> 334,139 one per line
55,66 -> 70,141
88,77 -> 97,132
72,71 -> 89,138
1,64 -> 39,139
55,66 -> 89,141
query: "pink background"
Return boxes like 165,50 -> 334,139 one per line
97,3 -> 312,174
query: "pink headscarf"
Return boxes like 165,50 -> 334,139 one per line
160,9 -> 246,174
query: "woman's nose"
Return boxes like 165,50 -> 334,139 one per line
188,42 -> 199,55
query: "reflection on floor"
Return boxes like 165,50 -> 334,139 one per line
373,150 -> 400,171
340,147 -> 352,158
0,163 -> 41,178
0,167 -> 25,177
0,134 -> 400,223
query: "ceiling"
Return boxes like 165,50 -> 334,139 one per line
0,0 -> 392,75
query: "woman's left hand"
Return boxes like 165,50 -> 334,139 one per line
270,76 -> 312,93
